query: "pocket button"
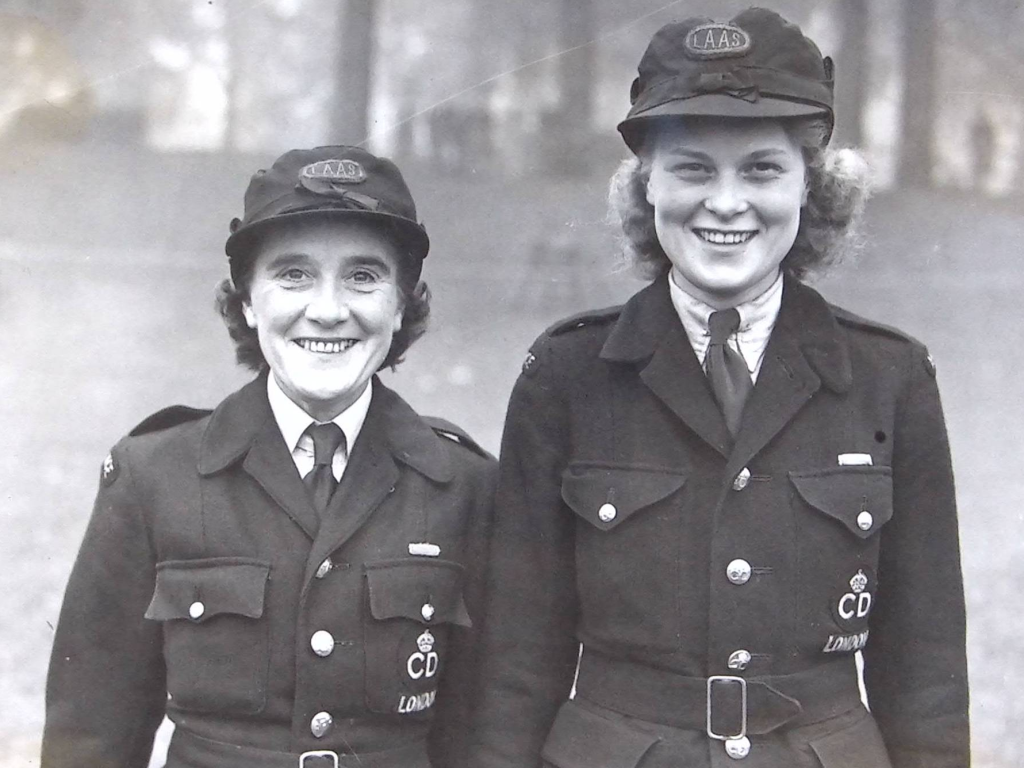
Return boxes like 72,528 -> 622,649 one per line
726,559 -> 751,585
598,503 -> 617,522
188,601 -> 205,620
725,737 -> 751,759
857,511 -> 874,531
421,603 -> 435,621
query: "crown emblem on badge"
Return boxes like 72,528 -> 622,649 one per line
684,23 -> 752,59
416,630 -> 435,653
850,570 -> 869,594
300,158 -> 367,184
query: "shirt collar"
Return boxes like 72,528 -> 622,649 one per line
668,271 -> 783,341
266,373 -> 373,454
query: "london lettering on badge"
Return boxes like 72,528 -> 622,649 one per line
397,690 -> 436,714
823,630 -> 870,653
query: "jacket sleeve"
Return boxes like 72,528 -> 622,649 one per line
428,455 -> 498,768
863,346 -> 970,768
42,443 -> 167,768
470,339 -> 581,768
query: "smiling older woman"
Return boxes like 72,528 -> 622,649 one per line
472,8 -> 968,768
43,146 -> 494,768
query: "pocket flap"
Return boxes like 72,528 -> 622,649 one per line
561,463 -> 687,531
365,559 -> 471,627
810,710 -> 893,768
789,467 -> 893,539
542,701 -> 659,768
145,557 -> 269,622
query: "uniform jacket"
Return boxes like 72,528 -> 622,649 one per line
472,277 -> 968,768
43,374 -> 495,768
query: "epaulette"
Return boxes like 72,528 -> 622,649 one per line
545,305 -> 623,337
831,305 -> 923,346
424,416 -> 493,460
129,405 -> 213,437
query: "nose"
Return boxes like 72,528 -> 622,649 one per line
703,173 -> 749,219
304,280 -> 350,326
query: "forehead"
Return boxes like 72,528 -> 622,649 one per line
252,216 -> 403,269
646,117 -> 800,158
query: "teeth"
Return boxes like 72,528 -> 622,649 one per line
298,339 -> 356,354
697,229 -> 755,245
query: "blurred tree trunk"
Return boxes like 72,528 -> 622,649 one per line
333,0 -> 377,144
896,0 -> 937,187
548,0 -> 595,173
832,0 -> 867,147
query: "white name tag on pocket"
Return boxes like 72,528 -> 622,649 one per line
409,542 -> 441,557
837,453 -> 873,466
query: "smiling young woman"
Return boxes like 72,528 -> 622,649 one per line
472,8 -> 968,768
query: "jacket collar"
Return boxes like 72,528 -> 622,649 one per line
600,274 -> 851,394
198,373 -> 453,483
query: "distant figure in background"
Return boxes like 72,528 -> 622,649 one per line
473,8 -> 968,768
43,146 -> 494,768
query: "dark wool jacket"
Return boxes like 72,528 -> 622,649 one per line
44,375 -> 494,768
472,277 -> 968,768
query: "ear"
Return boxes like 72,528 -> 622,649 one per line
243,302 -> 257,330
801,174 -> 810,207
645,173 -> 656,206
392,305 -> 404,334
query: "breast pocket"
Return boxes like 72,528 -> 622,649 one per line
144,557 -> 270,714
561,462 -> 687,651
789,467 -> 893,643
363,559 -> 471,716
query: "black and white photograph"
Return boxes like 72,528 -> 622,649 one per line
1,1 -> 1021,766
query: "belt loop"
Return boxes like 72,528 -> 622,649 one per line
706,675 -> 747,740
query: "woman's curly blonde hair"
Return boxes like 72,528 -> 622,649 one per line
608,117 -> 872,281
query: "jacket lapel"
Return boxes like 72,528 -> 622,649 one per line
304,380 -> 454,584
602,279 -> 732,457
198,374 -> 320,537
726,277 -> 853,476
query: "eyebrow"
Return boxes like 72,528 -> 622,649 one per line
262,252 -> 395,273
662,147 -> 794,161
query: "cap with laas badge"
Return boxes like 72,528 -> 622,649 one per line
225,145 -> 429,283
618,7 -> 835,153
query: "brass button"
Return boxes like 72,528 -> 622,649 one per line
857,511 -> 873,531
727,649 -> 752,671
315,558 -> 332,579
725,736 -> 751,759
726,559 -> 752,585
188,601 -> 205,620
421,603 -> 435,621
310,711 -> 333,738
732,467 -> 751,491
598,503 -> 617,523
310,630 -> 335,657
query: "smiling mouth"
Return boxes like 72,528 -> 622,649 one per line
694,228 -> 757,245
295,339 -> 358,354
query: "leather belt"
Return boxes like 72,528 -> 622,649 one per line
168,728 -> 430,768
575,651 -> 862,737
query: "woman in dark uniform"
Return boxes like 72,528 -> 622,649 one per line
473,9 -> 968,768
43,146 -> 494,768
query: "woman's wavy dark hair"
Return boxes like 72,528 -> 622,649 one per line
215,228 -> 430,372
608,116 -> 872,281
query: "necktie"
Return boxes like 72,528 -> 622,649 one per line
705,309 -> 753,437
302,423 -> 346,516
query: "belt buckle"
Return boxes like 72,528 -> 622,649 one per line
299,750 -> 340,768
706,675 -> 747,741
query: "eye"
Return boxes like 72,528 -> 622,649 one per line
279,266 -> 310,282
671,161 -> 712,177
351,268 -> 379,284
745,161 -> 784,179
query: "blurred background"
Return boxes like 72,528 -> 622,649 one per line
1,0 -> 1022,765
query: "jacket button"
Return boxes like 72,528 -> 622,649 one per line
421,603 -> 435,621
315,558 -> 333,579
857,511 -> 873,531
732,468 -> 751,491
310,711 -> 333,738
310,630 -> 335,657
727,649 -> 751,670
598,503 -> 617,522
726,559 -> 752,585
725,736 -> 751,759
188,601 -> 205,620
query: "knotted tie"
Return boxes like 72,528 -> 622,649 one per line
302,423 -> 346,516
705,309 -> 753,437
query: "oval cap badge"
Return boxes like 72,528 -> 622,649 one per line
300,158 -> 367,184
685,23 -> 752,59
